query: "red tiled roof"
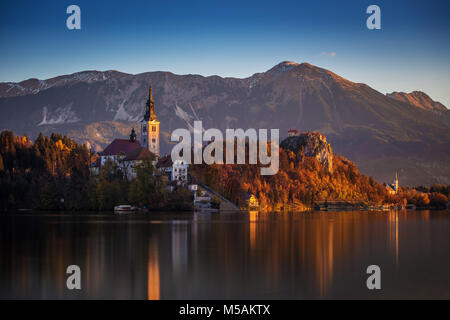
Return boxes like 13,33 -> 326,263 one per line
156,155 -> 173,168
124,147 -> 154,161
99,139 -> 142,156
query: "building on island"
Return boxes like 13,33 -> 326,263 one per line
156,154 -> 173,175
156,155 -> 190,184
92,83 -> 159,179
95,128 -> 154,179
91,82 -> 192,183
172,159 -> 189,182
386,172 -> 399,195
141,84 -> 160,157
288,129 -> 300,137
238,193 -> 259,210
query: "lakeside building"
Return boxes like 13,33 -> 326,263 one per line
91,129 -> 154,179
91,82 -> 191,183
288,129 -> 300,137
243,193 -> 259,209
141,85 -> 160,157
172,159 -> 189,183
156,155 -> 190,184
91,84 -> 159,178
156,155 -> 173,175
386,172 -> 399,195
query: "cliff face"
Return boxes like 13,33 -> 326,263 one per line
280,132 -> 333,172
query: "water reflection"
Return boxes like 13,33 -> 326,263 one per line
0,210 -> 449,299
388,211 -> 399,269
249,210 -> 257,249
147,237 -> 160,300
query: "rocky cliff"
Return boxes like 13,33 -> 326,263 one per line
280,132 -> 333,172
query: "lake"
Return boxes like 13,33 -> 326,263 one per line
0,210 -> 449,299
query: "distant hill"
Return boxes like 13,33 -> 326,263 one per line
1,61 -> 449,185
386,91 -> 448,114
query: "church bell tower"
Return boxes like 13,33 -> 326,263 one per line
141,83 -> 160,157
394,172 -> 399,194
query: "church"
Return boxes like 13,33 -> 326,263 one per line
386,172 -> 399,195
140,84 -> 160,156
91,82 -> 190,183
91,83 -> 160,178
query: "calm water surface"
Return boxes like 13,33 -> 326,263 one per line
0,210 -> 449,299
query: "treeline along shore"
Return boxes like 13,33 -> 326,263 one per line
0,130 -> 192,211
0,130 -> 449,212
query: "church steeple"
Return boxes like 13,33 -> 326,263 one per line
144,83 -> 157,121
141,80 -> 160,157
394,172 -> 399,193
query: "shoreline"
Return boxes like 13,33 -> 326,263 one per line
2,207 -> 449,215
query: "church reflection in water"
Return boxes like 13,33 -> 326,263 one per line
0,210 -> 447,299
147,237 -> 160,300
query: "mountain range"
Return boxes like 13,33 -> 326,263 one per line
0,61 -> 449,186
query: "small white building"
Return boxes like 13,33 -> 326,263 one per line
172,159 -> 189,182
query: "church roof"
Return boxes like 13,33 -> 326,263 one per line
124,147 -> 154,161
99,139 -> 142,156
386,184 -> 396,191
156,155 -> 173,168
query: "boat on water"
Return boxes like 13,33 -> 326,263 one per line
114,205 -> 137,213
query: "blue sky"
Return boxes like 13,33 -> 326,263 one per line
1,0 -> 449,106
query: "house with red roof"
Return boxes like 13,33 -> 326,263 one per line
92,128 -> 155,179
